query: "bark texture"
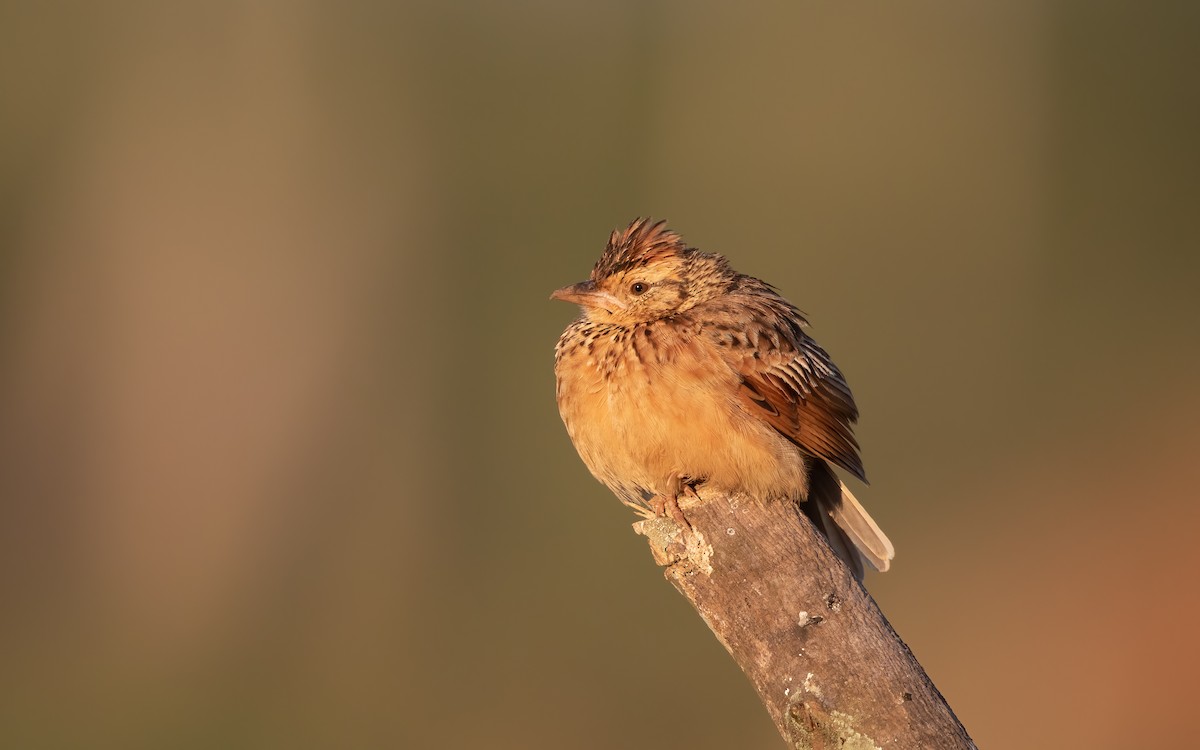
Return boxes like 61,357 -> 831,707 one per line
633,488 -> 975,749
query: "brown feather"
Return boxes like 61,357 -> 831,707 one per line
592,218 -> 689,280
722,301 -> 866,482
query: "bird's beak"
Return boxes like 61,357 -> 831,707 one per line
551,280 -> 602,306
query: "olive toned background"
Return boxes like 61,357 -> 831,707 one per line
2,2 -> 1198,748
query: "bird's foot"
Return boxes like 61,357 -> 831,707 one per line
628,500 -> 659,521
651,476 -> 699,530
650,493 -> 689,528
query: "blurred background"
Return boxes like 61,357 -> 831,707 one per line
2,2 -> 1198,748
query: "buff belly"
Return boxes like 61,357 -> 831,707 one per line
556,338 -> 810,506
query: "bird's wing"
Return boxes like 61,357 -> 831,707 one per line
717,309 -> 865,481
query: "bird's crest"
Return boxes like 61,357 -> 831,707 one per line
592,218 -> 689,280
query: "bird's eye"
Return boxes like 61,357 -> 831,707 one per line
630,282 -> 647,295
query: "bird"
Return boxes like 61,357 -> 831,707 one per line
551,218 -> 893,578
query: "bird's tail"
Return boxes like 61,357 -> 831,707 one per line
804,461 -> 895,579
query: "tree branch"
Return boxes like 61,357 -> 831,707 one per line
633,488 -> 975,749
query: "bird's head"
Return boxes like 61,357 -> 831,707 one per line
551,219 -> 737,326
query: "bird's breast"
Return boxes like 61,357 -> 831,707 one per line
554,320 -> 809,501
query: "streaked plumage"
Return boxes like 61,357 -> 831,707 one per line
552,219 -> 893,577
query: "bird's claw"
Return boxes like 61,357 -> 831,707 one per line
651,476 -> 699,530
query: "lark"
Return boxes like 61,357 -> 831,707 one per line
551,219 -> 893,577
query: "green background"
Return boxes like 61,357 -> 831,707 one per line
2,2 -> 1198,748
